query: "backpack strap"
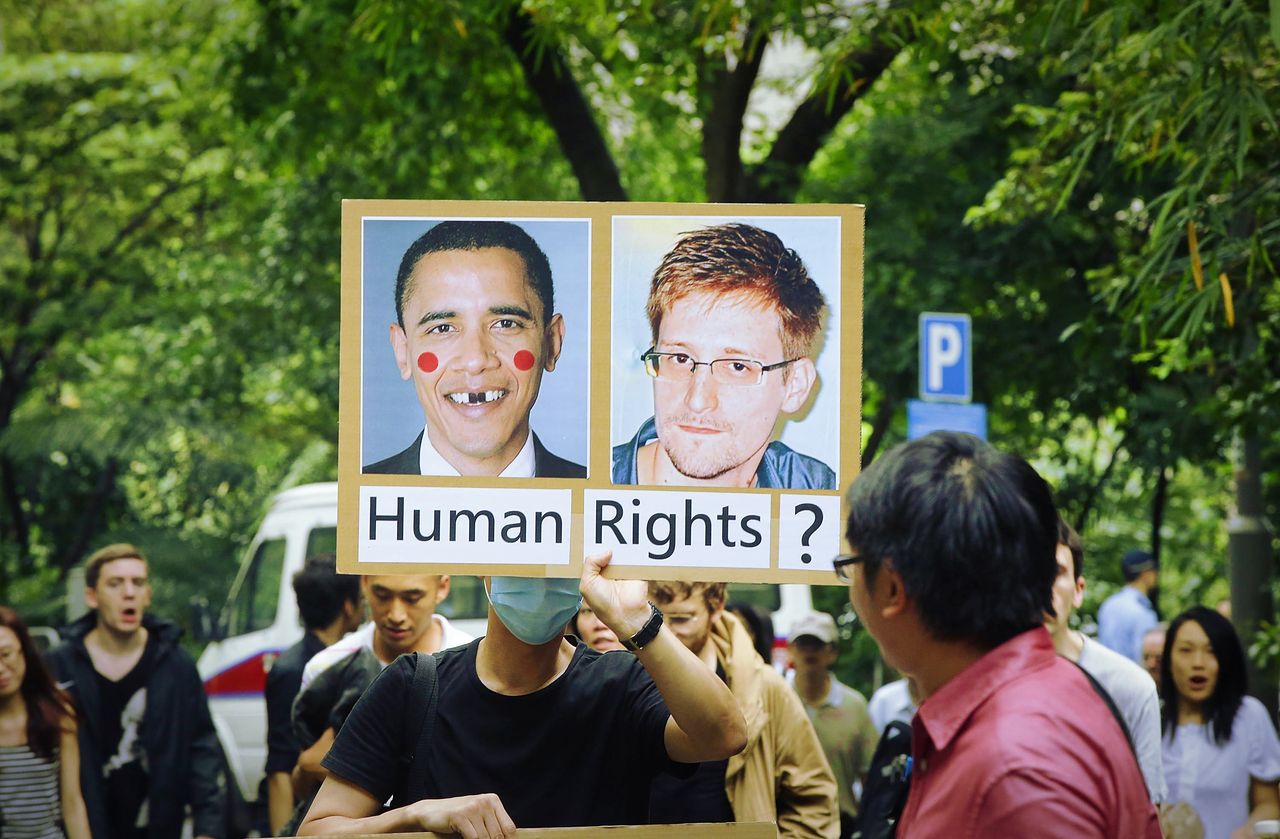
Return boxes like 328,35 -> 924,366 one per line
399,651 -> 440,805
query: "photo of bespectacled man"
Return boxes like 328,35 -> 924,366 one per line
361,218 -> 589,478
611,216 -> 841,490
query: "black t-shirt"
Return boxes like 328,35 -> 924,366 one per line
324,638 -> 684,828
647,662 -> 733,824
264,631 -> 327,775
94,636 -> 157,839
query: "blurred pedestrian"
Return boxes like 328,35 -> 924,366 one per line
265,554 -> 363,835
648,580 -> 838,838
1097,548 -> 1160,663
1142,624 -> 1168,685
46,544 -> 224,839
839,431 -> 1160,837
788,611 -> 877,839
866,678 -> 917,736
1160,606 -> 1280,839
1047,519 -> 1165,801
569,603 -> 624,652
727,603 -> 775,667
0,606 -> 91,839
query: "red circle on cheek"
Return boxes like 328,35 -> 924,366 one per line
514,350 -> 536,371
417,352 -> 439,373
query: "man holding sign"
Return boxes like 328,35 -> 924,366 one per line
365,220 -> 586,478
298,558 -> 747,836
612,223 -> 836,489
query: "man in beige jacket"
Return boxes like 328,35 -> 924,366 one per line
648,581 -> 839,839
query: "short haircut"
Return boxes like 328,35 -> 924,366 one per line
85,543 -> 147,589
1056,516 -> 1084,580
648,581 -> 727,614
394,220 -> 554,328
844,431 -> 1058,651
1161,606 -> 1247,746
646,223 -> 826,361
292,553 -> 361,631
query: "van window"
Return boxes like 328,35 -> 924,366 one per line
726,583 -> 781,612
227,538 -> 286,636
306,526 -> 338,559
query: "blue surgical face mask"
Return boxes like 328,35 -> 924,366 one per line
487,576 -> 583,645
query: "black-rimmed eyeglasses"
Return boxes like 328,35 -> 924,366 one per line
833,553 -> 864,584
641,347 -> 797,388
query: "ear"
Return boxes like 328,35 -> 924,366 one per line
390,323 -> 412,381
542,313 -> 565,373
434,574 -> 451,605
876,562 -> 910,621
1073,576 -> 1086,610
84,586 -> 98,611
780,357 -> 816,413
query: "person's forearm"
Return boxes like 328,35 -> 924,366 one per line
636,625 -> 745,758
300,807 -> 419,836
267,772 -> 295,836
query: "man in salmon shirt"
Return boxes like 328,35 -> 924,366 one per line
836,431 -> 1161,838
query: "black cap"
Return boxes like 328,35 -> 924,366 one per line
1121,549 -> 1157,580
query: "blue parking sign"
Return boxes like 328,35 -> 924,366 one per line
919,313 -> 971,402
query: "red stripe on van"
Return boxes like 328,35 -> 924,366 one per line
204,651 -> 276,696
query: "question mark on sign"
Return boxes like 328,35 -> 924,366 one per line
794,503 -> 823,564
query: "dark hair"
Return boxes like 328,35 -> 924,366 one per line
0,606 -> 76,759
727,602 -> 776,665
1056,516 -> 1084,580
292,553 -> 361,631
646,223 -> 826,361
1161,606 -> 1247,746
648,581 -> 727,613
394,220 -> 554,328
85,543 -> 147,588
844,431 -> 1058,650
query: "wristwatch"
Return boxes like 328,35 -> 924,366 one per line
623,602 -> 664,652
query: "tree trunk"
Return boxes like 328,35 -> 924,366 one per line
1228,435 -> 1277,719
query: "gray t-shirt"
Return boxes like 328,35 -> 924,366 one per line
1079,634 -> 1167,802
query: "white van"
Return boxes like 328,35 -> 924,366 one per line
196,481 -> 813,830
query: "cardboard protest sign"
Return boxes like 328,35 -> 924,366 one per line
339,200 -> 862,583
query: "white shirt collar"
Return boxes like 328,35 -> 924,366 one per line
418,428 -> 536,478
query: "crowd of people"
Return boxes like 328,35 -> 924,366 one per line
2,432 -> 1277,839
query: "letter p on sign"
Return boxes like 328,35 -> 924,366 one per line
919,313 -> 971,402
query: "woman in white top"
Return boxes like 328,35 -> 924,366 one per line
0,606 -> 90,839
1161,605 -> 1280,839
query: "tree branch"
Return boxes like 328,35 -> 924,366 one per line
503,7 -> 627,201
744,24 -> 910,203
702,23 -> 767,202
56,456 -> 118,584
861,392 -> 897,469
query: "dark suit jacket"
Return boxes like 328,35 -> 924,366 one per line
363,431 -> 586,478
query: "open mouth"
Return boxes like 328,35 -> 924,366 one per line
1188,675 -> 1209,690
446,389 -> 507,406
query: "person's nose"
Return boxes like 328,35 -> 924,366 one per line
387,598 -> 408,625
454,327 -> 499,375
683,364 -> 720,413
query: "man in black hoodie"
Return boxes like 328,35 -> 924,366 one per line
47,543 -> 225,839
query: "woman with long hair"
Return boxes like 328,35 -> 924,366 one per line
0,606 -> 91,839
1161,605 -> 1280,839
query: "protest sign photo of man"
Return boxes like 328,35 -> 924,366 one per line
612,220 -> 837,490
362,218 -> 587,478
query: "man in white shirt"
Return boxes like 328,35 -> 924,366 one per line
292,574 -> 472,796
363,220 -> 584,478
867,678 -> 917,735
1048,520 -> 1166,803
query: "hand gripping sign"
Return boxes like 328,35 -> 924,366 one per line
340,200 -> 863,584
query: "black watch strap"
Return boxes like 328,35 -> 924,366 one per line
623,602 -> 663,652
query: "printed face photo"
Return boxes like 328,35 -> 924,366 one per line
390,247 -> 564,474
649,291 -> 816,484
361,218 -> 590,479
611,216 -> 842,491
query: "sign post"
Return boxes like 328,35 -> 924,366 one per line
909,312 -> 986,440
